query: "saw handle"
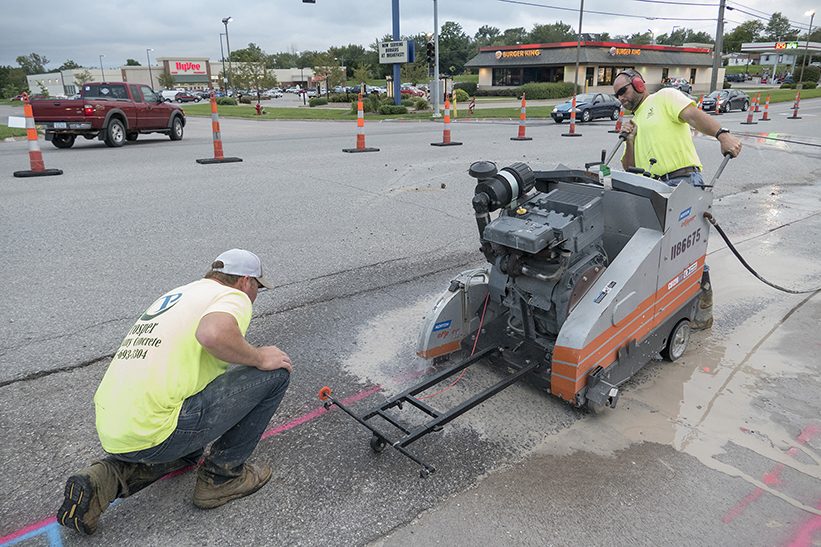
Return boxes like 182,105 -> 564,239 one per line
705,152 -> 733,189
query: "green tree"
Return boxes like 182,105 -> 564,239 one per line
234,63 -> 279,99
16,53 -> 49,74
475,25 -> 502,47
630,32 -> 652,45
36,80 -> 50,98
230,43 -> 271,65
765,12 -> 798,41
438,21 -> 471,74
528,22 -> 575,44
73,69 -> 94,87
125,59 -> 141,66
723,20 -> 765,53
401,56 -> 429,85
0,65 -> 28,98
352,64 -> 372,86
157,70 -> 175,89
501,27 -> 528,46
58,60 -> 83,71
310,50 -> 345,94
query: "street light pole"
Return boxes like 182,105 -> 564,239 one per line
222,17 -> 235,97
799,10 -> 816,86
146,48 -> 154,88
220,33 -> 227,92
99,54 -> 106,82
433,0 -> 440,117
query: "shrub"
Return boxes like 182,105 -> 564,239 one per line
516,82 -> 575,100
329,94 -> 352,103
801,80 -> 817,89
474,88 -> 518,97
453,89 -> 470,102
216,97 -> 237,105
309,97 -> 329,107
723,82 -> 732,89
368,94 -> 383,113
454,82 -> 477,96
239,96 -> 252,104
379,104 -> 408,115
413,98 -> 429,110
401,98 -> 415,107
802,66 -> 820,83
780,83 -> 794,89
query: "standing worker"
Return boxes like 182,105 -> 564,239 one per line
613,69 -> 742,186
58,249 -> 292,535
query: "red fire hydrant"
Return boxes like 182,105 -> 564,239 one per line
255,103 -> 262,115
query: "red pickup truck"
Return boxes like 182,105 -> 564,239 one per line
31,82 -> 186,149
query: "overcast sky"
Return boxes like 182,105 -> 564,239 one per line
2,0 -> 817,71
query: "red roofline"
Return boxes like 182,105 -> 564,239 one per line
478,42 -> 711,54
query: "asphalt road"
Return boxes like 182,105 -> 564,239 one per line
1,100 -> 821,546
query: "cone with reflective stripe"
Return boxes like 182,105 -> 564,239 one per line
510,92 -> 532,141
432,94 -> 462,146
697,94 -> 703,110
344,94 -> 379,153
760,93 -> 771,121
197,91 -> 242,164
13,93 -> 63,178
561,94 -> 582,137
754,93 -> 761,112
787,91 -> 801,119
608,105 -> 624,133
740,94 -> 757,125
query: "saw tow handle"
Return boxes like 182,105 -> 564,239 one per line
705,152 -> 733,189
604,132 -> 629,167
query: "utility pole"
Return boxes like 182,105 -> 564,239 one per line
709,0 -> 726,93
433,0 -> 441,117
573,0 -> 584,94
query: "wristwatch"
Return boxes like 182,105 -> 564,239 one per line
715,128 -> 731,138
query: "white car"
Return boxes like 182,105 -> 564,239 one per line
262,89 -> 282,98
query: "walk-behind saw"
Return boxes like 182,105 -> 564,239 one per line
320,156 -> 722,477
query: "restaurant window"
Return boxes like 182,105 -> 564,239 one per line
492,68 -> 523,86
586,67 -> 594,87
661,68 -> 669,81
690,68 -> 697,84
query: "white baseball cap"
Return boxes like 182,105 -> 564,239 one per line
213,249 -> 274,289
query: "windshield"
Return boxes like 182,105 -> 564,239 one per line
574,94 -> 596,103
706,91 -> 727,99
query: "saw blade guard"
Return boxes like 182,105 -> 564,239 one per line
416,268 -> 497,359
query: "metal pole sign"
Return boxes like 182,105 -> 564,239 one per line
379,41 -> 410,64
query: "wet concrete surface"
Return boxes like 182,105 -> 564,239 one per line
1,101 -> 820,546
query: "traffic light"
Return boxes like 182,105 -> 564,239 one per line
426,41 -> 435,66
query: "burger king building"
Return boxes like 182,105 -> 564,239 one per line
465,42 -> 721,94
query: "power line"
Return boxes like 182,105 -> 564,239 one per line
496,0 -> 718,21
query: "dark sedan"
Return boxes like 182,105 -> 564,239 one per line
701,89 -> 750,113
551,92 -> 621,123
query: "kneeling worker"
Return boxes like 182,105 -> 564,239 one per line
613,69 -> 742,186
58,249 -> 292,534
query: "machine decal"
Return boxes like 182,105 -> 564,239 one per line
668,261 -> 699,291
593,281 -> 617,304
432,320 -> 452,332
670,228 -> 701,260
678,207 -> 692,222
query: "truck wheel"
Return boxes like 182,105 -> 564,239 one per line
103,119 -> 125,147
52,134 -> 76,149
661,319 -> 690,362
169,117 -> 184,141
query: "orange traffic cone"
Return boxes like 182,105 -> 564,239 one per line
13,93 -> 63,177
511,92 -> 532,141
740,95 -> 757,125
760,93 -> 771,121
697,94 -> 703,110
788,91 -> 802,119
197,91 -> 242,164
561,94 -> 582,137
754,93 -> 761,112
432,94 -> 462,146
344,94 -> 379,152
608,105 -> 624,134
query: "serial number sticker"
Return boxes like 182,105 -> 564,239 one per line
670,228 -> 702,261
54,122 -> 66,129
668,261 -> 699,291
432,320 -> 452,332
594,281 -> 617,304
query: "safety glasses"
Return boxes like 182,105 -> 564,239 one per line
614,83 -> 632,98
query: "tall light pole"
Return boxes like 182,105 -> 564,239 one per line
296,51 -> 306,105
574,0 -> 584,94
222,17 -> 234,97
220,33 -> 227,91
433,0 -> 440,117
799,10 -> 816,86
146,48 -> 154,88
99,54 -> 106,82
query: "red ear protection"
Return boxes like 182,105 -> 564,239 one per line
617,70 -> 645,93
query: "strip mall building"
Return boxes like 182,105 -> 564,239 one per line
465,42 -> 722,94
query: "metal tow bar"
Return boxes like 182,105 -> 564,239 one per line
319,345 -> 540,478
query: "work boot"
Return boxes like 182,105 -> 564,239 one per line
57,460 -> 120,535
193,461 -> 272,509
